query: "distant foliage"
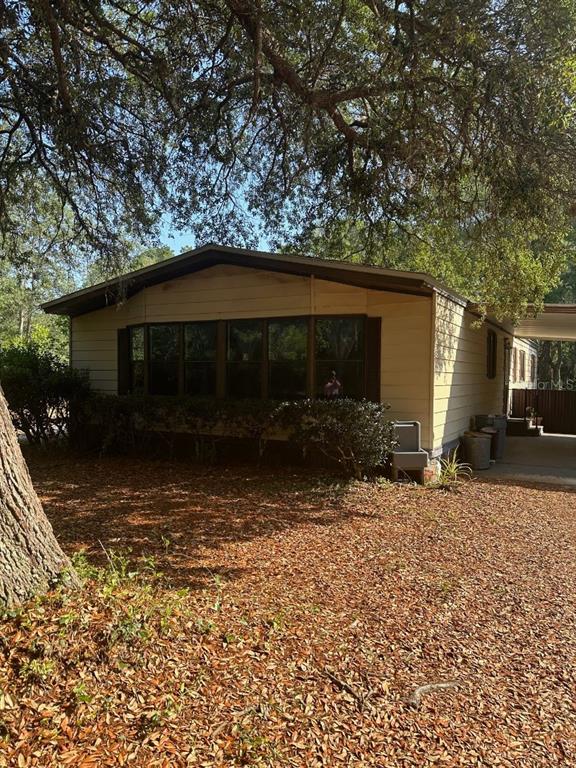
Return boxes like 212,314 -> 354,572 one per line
0,341 -> 90,444
272,398 -> 396,479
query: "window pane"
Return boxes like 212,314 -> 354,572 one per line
185,363 -> 216,396
149,324 -> 179,395
227,321 -> 263,398
129,328 -> 145,393
228,320 -> 263,362
268,318 -> 308,399
269,362 -> 307,399
131,361 -> 145,394
316,361 -> 365,399
130,327 -> 145,361
227,363 -> 262,398
185,322 -> 217,361
315,318 -> 365,398
269,318 -> 307,361
315,318 -> 364,361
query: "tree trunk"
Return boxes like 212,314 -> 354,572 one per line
0,385 -> 76,607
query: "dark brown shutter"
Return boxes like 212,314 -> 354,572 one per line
117,328 -> 130,395
365,317 -> 381,402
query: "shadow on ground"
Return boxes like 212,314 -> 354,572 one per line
27,449 -> 358,591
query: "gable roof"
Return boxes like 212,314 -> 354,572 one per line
42,242 -> 468,317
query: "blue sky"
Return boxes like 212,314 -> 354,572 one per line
158,211 -> 273,255
158,219 -> 196,255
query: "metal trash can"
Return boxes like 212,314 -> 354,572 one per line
480,426 -> 499,460
463,432 -> 492,470
475,414 -> 507,460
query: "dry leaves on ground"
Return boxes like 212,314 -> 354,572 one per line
1,453 -> 575,767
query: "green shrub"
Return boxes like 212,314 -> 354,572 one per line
73,394 -> 396,479
0,340 -> 90,444
272,398 -> 396,479
72,395 -> 280,453
430,449 -> 472,490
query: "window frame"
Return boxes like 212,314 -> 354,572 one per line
123,314 -> 371,400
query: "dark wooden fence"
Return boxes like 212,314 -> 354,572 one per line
511,389 -> 576,434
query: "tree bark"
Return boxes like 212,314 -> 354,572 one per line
0,384 -> 76,607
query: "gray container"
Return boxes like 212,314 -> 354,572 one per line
475,414 -> 507,460
463,433 -> 492,470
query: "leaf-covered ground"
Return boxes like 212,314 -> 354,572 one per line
1,453 -> 576,767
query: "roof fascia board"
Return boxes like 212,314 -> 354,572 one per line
43,245 -> 448,316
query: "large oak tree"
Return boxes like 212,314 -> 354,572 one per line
1,0 -> 576,603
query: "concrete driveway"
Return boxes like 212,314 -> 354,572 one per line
483,434 -> 576,486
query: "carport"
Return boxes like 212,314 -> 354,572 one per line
485,434 -> 576,486
489,305 -> 576,486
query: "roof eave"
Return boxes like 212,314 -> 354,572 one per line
42,244 -> 451,317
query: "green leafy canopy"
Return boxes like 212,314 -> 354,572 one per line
2,1 -> 576,314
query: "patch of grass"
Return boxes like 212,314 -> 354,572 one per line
19,658 -> 56,684
428,451 -> 472,491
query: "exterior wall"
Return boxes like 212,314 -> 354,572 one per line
71,264 -> 434,448
369,291 -> 432,449
432,294 -> 512,454
509,337 -> 538,392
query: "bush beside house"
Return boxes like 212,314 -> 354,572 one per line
0,341 -> 89,444
73,395 -> 396,479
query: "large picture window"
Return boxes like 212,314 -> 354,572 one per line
123,315 -> 370,400
315,317 -> 365,399
184,322 -> 217,396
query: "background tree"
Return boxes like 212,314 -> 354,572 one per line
536,259 -> 576,388
1,1 -> 576,310
2,0 -> 576,604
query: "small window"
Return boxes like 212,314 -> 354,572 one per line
149,324 -> 180,395
530,354 -> 536,382
227,320 -> 264,398
487,330 -> 497,379
519,350 -> 526,382
184,322 -> 217,396
315,317 -> 365,398
512,348 -> 517,383
268,318 -> 308,399
130,326 -> 145,394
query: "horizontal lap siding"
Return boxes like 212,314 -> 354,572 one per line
72,265 -> 434,447
368,292 -> 432,450
433,295 -> 510,451
72,266 -> 313,392
509,337 -> 538,391
143,266 -> 311,320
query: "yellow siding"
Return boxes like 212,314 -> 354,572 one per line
432,294 -> 511,451
368,292 -> 432,449
71,264 -> 434,447
509,337 -> 538,390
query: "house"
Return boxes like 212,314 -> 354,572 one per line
43,243 -> 539,459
